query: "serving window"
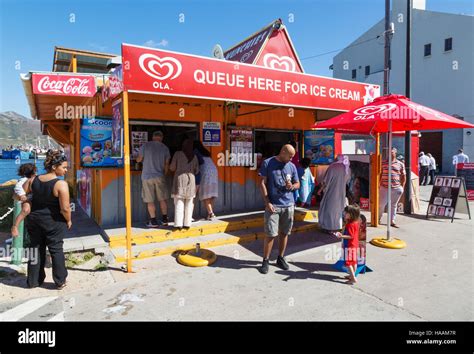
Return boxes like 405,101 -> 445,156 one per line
129,120 -> 199,170
254,129 -> 302,167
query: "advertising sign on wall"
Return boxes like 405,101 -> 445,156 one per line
80,117 -> 124,168
32,73 -> 96,97
77,169 -> 92,216
229,128 -> 254,167
122,44 -> 380,112
303,130 -> 335,165
202,122 -> 221,146
101,65 -> 123,103
131,131 -> 148,159
111,99 -> 124,159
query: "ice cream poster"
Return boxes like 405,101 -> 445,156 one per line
77,169 -> 92,216
304,130 -> 335,165
111,98 -> 123,158
80,117 -> 124,168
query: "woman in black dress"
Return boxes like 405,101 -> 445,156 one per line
23,151 -> 72,289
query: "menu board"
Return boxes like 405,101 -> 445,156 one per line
229,128 -> 254,167
427,176 -> 470,222
131,131 -> 148,159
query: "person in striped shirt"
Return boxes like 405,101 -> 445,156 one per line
379,147 -> 406,228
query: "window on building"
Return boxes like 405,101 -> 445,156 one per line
365,65 -> 370,76
424,43 -> 431,57
444,37 -> 453,51
352,69 -> 356,79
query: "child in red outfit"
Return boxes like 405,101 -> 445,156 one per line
336,204 -> 360,284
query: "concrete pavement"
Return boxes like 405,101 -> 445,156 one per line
0,184 -> 472,321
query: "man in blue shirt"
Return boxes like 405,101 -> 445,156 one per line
258,144 -> 300,274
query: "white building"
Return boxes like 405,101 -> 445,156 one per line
332,0 -> 474,173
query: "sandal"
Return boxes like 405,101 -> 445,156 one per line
207,213 -> 216,221
57,282 -> 67,290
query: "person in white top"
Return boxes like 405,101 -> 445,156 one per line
453,149 -> 469,175
418,152 -> 430,186
427,153 -> 436,185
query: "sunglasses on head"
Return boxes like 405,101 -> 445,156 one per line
51,154 -> 67,165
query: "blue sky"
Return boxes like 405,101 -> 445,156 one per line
0,0 -> 472,117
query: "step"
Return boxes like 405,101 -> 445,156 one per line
107,208 -> 318,248
112,220 -> 320,262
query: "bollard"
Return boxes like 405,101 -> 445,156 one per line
195,243 -> 201,256
11,200 -> 24,265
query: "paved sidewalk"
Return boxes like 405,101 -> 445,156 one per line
0,185 -> 472,321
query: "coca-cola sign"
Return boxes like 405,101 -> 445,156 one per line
32,74 -> 96,97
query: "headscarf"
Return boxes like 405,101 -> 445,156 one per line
182,138 -> 195,163
334,154 -> 350,175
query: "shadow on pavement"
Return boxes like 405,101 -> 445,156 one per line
208,254 -> 261,270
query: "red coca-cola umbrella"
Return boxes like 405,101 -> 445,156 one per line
312,94 -> 474,248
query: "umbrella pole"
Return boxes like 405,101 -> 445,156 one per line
386,122 -> 392,241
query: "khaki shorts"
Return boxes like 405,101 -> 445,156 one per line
142,177 -> 169,203
264,205 -> 295,237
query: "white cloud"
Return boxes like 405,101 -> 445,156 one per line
143,39 -> 169,48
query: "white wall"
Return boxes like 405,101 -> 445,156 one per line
332,0 -> 474,173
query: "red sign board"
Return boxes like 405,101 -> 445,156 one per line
32,74 -> 96,97
360,197 -> 370,210
255,27 -> 304,73
122,44 -> 380,111
224,25 -> 273,64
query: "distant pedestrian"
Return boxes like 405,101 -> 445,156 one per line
453,149 -> 469,175
22,151 -> 71,289
418,152 -> 430,186
335,204 -> 360,285
379,148 -> 406,228
427,153 -> 436,185
193,141 -> 218,220
258,144 -> 300,274
136,131 -> 171,227
170,138 -> 199,231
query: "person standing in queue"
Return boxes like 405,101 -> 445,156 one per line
258,144 -> 300,274
22,151 -> 71,289
194,141 -> 219,220
169,138 -> 200,231
136,131 -> 170,227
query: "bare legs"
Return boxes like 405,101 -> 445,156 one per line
147,201 -> 168,219
263,234 -> 288,260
